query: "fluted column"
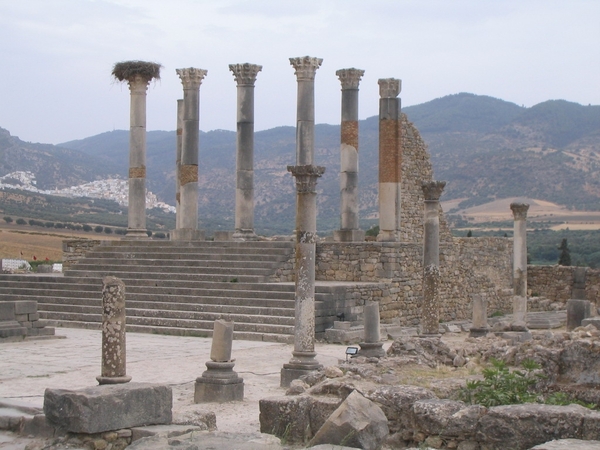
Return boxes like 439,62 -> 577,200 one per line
175,99 -> 183,230
289,56 -> 323,165
172,68 -> 207,241
420,181 -> 445,336
230,63 -> 262,241
334,68 -> 365,242
281,164 -> 325,387
510,202 -> 530,330
377,78 -> 402,242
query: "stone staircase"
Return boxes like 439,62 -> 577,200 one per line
0,240 -> 351,343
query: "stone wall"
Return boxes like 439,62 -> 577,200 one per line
528,265 -> 600,306
62,239 -> 102,268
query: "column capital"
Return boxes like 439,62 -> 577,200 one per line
287,165 -> 326,193
229,63 -> 262,86
176,67 -> 208,90
289,56 -> 323,81
378,78 -> 401,98
421,180 -> 446,201
127,75 -> 151,94
510,202 -> 530,220
336,68 -> 365,89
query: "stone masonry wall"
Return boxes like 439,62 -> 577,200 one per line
528,265 -> 600,306
62,239 -> 102,268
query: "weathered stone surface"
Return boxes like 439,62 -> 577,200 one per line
259,395 -> 341,444
127,431 -> 283,450
476,403 -> 599,450
567,299 -> 592,331
530,439 -> 600,449
44,383 -> 172,434
309,390 -> 389,450
413,399 -> 486,438
366,385 -> 437,435
172,409 -> 217,430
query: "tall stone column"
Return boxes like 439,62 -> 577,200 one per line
175,99 -> 183,230
97,276 -> 131,385
510,202 -> 530,330
281,164 -> 325,387
229,63 -> 262,241
420,181 -> 445,336
334,68 -> 365,243
112,61 -> 161,238
377,78 -> 402,242
289,56 -> 323,165
172,67 -> 207,241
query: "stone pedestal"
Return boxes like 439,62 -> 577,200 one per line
195,319 -> 243,403
377,78 -> 402,242
281,165 -> 325,387
97,277 -> 131,385
469,294 -> 489,337
567,299 -> 592,331
572,267 -> 587,300
510,202 -> 530,331
358,302 -> 385,357
334,68 -> 365,242
173,67 -> 207,241
230,63 -> 262,241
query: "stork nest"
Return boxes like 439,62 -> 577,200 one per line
112,60 -> 162,82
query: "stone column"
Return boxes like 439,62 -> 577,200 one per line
567,267 -> 591,331
334,68 -> 365,243
469,294 -> 489,337
112,61 -> 161,238
97,276 -> 131,385
510,202 -> 530,330
377,78 -> 402,242
420,181 -> 445,336
229,63 -> 262,241
289,56 -> 323,165
175,99 -> 183,230
172,67 -> 207,241
358,302 -> 385,357
281,164 -> 325,387
195,319 -> 243,402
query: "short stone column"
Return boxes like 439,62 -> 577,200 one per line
377,78 -> 402,242
420,181 -> 445,336
567,267 -> 591,331
289,56 -> 323,165
97,276 -> 131,385
469,294 -> 490,337
281,164 -> 325,387
175,99 -> 183,230
172,67 -> 207,241
230,63 -> 262,241
358,302 -> 385,357
112,61 -> 161,238
510,202 -> 530,330
334,68 -> 365,243
195,319 -> 243,403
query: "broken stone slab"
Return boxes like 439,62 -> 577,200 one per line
412,399 -> 487,438
309,390 -> 389,450
44,382 -> 172,434
127,431 -> 283,450
582,317 -> 600,330
530,439 -> 600,449
259,395 -> 341,445
130,424 -> 206,442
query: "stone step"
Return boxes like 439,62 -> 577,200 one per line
63,270 -> 268,283
96,240 -> 294,249
76,255 -> 289,265
66,264 -> 276,277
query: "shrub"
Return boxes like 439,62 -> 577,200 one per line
154,232 -> 166,239
82,224 -> 92,232
3,216 -> 13,223
45,222 -> 55,228
16,218 -> 26,225
104,227 -> 113,234
54,223 -> 65,229
366,225 -> 380,237
94,226 -> 103,233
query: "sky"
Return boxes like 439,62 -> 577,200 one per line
0,0 -> 598,145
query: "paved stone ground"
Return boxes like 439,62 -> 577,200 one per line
0,327 -> 365,449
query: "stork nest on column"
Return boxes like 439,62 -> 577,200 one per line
112,60 -> 162,82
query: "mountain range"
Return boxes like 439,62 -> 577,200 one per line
1,93 -> 599,234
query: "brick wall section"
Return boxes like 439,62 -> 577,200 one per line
62,239 -> 102,268
528,265 -> 600,306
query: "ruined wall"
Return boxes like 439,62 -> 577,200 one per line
62,239 -> 102,268
528,265 -> 600,306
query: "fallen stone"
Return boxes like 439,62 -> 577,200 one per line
44,383 -> 172,434
325,366 -> 344,378
413,399 -> 486,438
172,409 -> 216,430
309,390 -> 389,450
131,424 -> 206,442
127,431 -> 283,449
530,439 -> 600,449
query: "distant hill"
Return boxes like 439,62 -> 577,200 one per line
1,93 -> 599,234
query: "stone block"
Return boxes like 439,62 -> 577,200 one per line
581,318 -> 600,330
170,229 -> 205,241
19,414 -> 63,438
194,377 -> 244,403
44,382 -> 172,434
0,303 -> 15,321
0,323 -> 27,339
567,299 -> 592,331
14,314 -> 28,322
28,313 -> 40,322
130,424 -> 205,442
530,439 -> 600,450
213,231 -> 233,241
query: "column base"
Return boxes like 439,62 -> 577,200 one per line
194,361 -> 244,403
171,228 -> 205,241
96,375 -> 132,385
232,229 -> 259,241
357,341 -> 385,358
333,229 -> 366,242
377,230 -> 398,242
280,362 -> 323,388
468,327 -> 490,338
124,228 -> 148,239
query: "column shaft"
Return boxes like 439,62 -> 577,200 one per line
377,79 -> 402,242
175,99 -> 183,230
510,202 -> 530,329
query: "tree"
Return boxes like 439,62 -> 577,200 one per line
558,238 -> 571,266
94,225 -> 104,233
467,230 -> 473,237
104,227 -> 113,234
3,216 -> 13,223
82,224 -> 92,232
16,218 -> 26,225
